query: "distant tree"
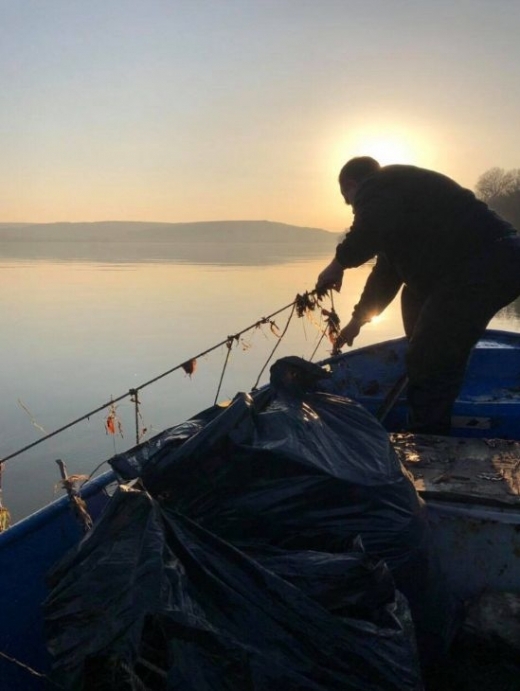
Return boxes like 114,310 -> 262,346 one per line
475,167 -> 520,201
476,167 -> 520,230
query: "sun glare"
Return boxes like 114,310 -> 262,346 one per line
360,136 -> 414,165
332,122 -> 436,171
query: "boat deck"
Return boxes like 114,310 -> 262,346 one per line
391,433 -> 520,507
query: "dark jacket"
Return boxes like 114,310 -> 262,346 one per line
335,165 -> 516,322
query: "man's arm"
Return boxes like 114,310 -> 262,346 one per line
316,258 -> 344,294
316,181 -> 396,294
315,229 -> 378,295
351,254 -> 402,323
335,255 -> 402,348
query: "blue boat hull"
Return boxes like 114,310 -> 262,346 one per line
323,329 -> 520,439
0,472 -> 114,688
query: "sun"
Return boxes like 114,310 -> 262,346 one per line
332,121 -> 435,170
360,135 -> 415,165
344,129 -> 418,166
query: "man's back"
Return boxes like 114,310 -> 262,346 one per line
345,164 -> 515,293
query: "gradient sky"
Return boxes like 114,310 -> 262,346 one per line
1,0 -> 519,231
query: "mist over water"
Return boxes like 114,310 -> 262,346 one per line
1,240 -> 519,523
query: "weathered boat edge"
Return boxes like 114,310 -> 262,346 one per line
0,470 -> 115,687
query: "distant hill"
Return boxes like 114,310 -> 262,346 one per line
0,220 -> 342,266
0,220 -> 338,243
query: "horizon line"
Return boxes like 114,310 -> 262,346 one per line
0,219 -> 341,233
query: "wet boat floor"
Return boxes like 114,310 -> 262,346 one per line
423,645 -> 520,691
391,433 -> 520,507
391,433 -> 520,690
423,624 -> 520,691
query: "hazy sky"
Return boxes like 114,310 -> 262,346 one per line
1,0 -> 519,231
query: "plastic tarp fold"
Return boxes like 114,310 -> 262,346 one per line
44,357 -> 455,689
46,491 -> 421,690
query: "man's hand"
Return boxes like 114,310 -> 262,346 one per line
315,258 -> 344,295
335,317 -> 363,349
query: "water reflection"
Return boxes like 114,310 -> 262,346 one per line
0,240 -> 340,266
0,221 -> 341,267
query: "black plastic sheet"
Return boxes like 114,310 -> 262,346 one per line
44,357 -> 456,689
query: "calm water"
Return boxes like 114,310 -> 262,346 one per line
1,244 -> 520,523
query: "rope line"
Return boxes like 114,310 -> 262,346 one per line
213,336 -> 237,405
1,290 -> 334,467
310,290 -> 337,361
129,389 -> 141,445
0,650 -> 60,685
251,303 -> 296,390
309,329 -> 328,362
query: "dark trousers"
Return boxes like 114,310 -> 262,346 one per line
401,236 -> 520,435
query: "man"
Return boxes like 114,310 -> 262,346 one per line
316,156 -> 520,434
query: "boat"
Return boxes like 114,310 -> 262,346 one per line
321,329 -> 520,602
1,327 -> 519,690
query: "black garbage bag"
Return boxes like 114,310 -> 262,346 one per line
120,371 -> 456,665
45,490 -> 421,691
44,356 -> 456,688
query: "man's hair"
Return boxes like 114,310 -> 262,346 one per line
339,156 -> 381,187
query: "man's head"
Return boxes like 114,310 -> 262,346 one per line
339,156 -> 380,205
